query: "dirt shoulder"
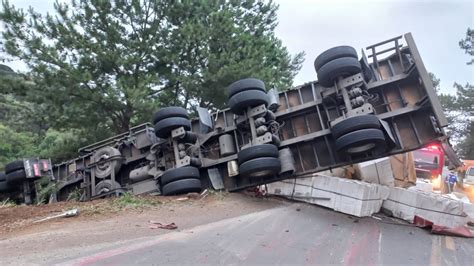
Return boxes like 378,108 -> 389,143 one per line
0,192 -> 287,265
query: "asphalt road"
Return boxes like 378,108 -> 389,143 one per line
59,201 -> 474,266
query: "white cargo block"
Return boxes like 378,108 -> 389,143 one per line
408,180 -> 433,192
382,187 -> 470,228
356,157 -> 395,187
266,174 -> 389,217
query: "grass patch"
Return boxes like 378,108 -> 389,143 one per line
0,198 -> 16,208
207,189 -> 228,200
112,193 -> 162,209
66,188 -> 83,202
80,193 -> 163,216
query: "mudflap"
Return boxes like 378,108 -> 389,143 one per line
379,119 -> 397,150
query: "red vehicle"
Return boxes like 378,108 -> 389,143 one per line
413,143 -> 445,188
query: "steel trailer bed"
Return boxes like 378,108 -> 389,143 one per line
53,33 -> 452,200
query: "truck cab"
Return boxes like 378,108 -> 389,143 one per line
413,143 -> 444,189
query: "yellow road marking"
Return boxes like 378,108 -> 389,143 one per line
430,236 -> 441,266
445,236 -> 455,251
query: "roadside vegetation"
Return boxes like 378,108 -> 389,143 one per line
430,28 -> 473,158
0,1 -> 472,170
0,0 -> 304,168
0,198 -> 16,208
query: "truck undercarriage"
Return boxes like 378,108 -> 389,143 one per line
42,33 -> 455,202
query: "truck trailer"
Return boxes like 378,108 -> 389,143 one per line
4,32 -> 457,202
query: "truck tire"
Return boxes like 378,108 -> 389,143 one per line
314,46 -> 358,72
239,157 -> 281,179
335,128 -> 386,154
0,180 -> 9,192
237,144 -> 279,165
265,110 -> 276,122
160,166 -> 200,186
92,147 -> 122,178
152,107 -> 189,124
229,90 -> 269,115
331,115 -> 381,139
6,169 -> 26,184
162,178 -> 202,196
228,78 -> 266,98
180,131 -> 198,144
317,57 -> 362,87
154,117 -> 191,138
95,180 -> 121,195
5,160 -> 24,174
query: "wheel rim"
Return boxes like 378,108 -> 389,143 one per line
97,187 -> 110,194
346,143 -> 376,154
249,169 -> 275,178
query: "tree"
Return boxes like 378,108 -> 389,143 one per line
37,128 -> 90,162
432,71 -> 473,157
0,123 -> 38,170
459,28 -> 473,65
450,82 -> 474,158
434,74 -> 474,158
431,28 -> 474,159
457,28 -> 474,158
0,0 -> 304,135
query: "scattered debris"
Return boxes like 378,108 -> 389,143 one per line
175,197 -> 189,202
148,220 -> 178,230
34,209 -> 79,223
414,216 -> 474,238
199,189 -> 209,200
371,216 -> 382,221
246,187 -> 266,197
187,192 -> 201,200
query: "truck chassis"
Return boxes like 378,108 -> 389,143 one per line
51,33 -> 452,201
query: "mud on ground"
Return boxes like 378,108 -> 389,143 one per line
0,192 -> 287,265
0,191 -> 285,239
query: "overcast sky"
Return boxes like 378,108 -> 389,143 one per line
3,0 -> 473,94
275,0 -> 473,93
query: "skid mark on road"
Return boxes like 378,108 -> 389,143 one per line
343,222 -> 380,266
60,206 -> 286,266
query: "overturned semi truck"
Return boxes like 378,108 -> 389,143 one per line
49,33 -> 458,201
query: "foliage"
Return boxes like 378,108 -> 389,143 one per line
459,27 -> 474,65
433,75 -> 474,158
447,82 -> 473,158
35,175 -> 58,204
0,198 -> 16,208
0,0 -> 304,134
66,187 -> 83,201
458,121 -> 474,158
0,123 -> 38,170
0,63 -> 14,74
37,129 -> 89,163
